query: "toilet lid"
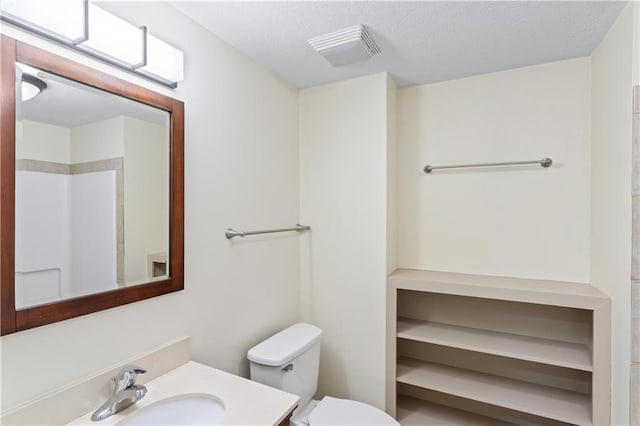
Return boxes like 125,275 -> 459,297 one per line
308,396 -> 400,426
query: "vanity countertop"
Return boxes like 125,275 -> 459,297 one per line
67,361 -> 299,426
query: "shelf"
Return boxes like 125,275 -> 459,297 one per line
389,269 -> 609,309
396,396 -> 512,426
397,357 -> 591,425
397,318 -> 592,371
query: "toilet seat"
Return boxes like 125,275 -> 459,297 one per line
307,396 -> 399,426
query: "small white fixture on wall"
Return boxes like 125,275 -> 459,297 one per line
0,0 -> 184,87
308,24 -> 380,67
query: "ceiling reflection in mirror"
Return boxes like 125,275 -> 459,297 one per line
15,62 -> 170,309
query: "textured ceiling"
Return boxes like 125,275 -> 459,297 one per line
171,1 -> 627,89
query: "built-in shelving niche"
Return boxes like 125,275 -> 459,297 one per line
386,269 -> 611,426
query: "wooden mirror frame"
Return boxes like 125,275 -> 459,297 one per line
0,36 -> 184,335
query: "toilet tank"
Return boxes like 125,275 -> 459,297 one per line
248,323 -> 322,405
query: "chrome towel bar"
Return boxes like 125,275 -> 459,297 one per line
423,158 -> 552,174
225,224 -> 311,239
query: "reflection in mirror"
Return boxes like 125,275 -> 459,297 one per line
15,62 -> 170,309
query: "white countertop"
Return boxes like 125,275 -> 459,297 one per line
67,361 -> 299,426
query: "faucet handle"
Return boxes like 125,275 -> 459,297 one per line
112,365 -> 146,391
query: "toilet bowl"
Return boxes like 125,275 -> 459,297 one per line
302,396 -> 397,426
247,323 -> 399,426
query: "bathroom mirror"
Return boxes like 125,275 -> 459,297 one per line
0,36 -> 184,335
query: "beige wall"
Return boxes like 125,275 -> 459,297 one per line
387,75 -> 398,275
397,58 -> 592,283
70,118 -> 124,164
122,116 -> 168,283
18,117 -> 125,165
1,0 -> 300,412
17,120 -> 71,163
591,3 -> 634,425
299,73 -> 393,409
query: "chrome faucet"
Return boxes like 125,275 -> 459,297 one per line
91,365 -> 147,421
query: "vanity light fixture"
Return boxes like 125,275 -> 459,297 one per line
0,0 -> 184,88
308,24 -> 380,67
21,73 -> 47,101
137,33 -> 184,86
76,2 -> 146,69
0,0 -> 87,44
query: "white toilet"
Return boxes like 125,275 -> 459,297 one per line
247,323 -> 399,426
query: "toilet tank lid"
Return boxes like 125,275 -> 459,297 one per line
248,323 -> 322,366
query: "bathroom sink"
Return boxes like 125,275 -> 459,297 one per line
117,394 -> 225,425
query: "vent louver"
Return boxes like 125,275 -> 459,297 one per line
308,24 -> 380,67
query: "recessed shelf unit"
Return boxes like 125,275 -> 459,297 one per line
386,269 -> 611,426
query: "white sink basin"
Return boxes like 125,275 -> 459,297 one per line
117,394 -> 225,425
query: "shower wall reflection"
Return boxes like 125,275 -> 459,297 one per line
15,63 -> 170,308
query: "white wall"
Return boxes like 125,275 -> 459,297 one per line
299,73 -> 392,409
70,170 -> 117,296
16,119 -> 120,305
15,169 -> 118,306
397,58 -> 592,283
15,121 -> 73,307
591,3 -> 634,424
1,0 -> 299,411
15,172 -> 72,307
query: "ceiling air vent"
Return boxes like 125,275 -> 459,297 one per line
308,24 -> 380,67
